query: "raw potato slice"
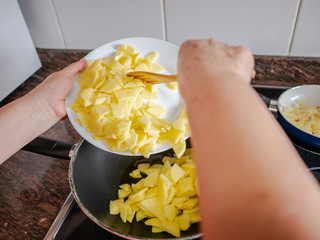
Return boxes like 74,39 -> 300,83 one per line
163,204 -> 177,222
80,88 -> 95,107
117,44 -> 135,54
129,169 -> 141,178
157,174 -> 173,205
137,115 -> 152,129
140,197 -> 166,222
100,78 -> 122,93
109,199 -> 123,215
169,163 -> 185,184
177,212 -> 191,231
71,44 -> 190,158
145,51 -> 158,62
161,220 -> 180,238
144,170 -> 159,187
134,63 -> 149,71
150,63 -> 164,73
136,210 -> 147,222
167,82 -> 178,91
76,70 -> 91,88
145,218 -> 162,228
109,149 -> 200,237
138,163 -> 150,173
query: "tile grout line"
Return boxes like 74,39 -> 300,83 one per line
50,0 -> 67,49
288,0 -> 302,55
161,0 -> 167,41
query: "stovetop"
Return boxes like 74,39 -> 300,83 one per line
45,85 -> 320,240
48,193 -> 121,240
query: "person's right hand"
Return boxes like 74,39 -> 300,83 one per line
177,39 -> 254,96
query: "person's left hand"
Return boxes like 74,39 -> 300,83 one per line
31,58 -> 87,120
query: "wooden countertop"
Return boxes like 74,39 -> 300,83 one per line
0,49 -> 320,239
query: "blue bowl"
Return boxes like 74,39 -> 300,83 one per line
278,85 -> 320,149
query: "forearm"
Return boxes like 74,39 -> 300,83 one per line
185,73 -> 320,239
0,59 -> 86,164
0,91 -> 59,164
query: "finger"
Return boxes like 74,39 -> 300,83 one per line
233,45 -> 254,69
238,45 -> 255,75
61,58 -> 87,78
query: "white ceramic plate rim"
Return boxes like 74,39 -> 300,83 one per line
65,37 -> 185,156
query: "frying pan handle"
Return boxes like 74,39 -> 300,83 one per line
258,93 -> 278,114
22,136 -> 76,160
259,93 -> 271,106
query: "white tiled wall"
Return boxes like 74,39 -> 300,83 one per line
17,0 -> 64,48
16,0 -> 320,57
53,0 -> 164,49
165,0 -> 299,56
289,0 -> 320,57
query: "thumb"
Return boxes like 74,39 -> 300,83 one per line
62,58 -> 87,78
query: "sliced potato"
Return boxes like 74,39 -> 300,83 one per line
71,44 -> 190,158
109,149 -> 200,237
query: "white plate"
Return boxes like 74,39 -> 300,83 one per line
65,37 -> 185,156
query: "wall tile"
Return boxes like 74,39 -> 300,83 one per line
164,0 -> 299,55
53,0 -> 164,49
290,0 -> 320,57
17,0 -> 64,49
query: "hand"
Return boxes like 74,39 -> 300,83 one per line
177,39 -> 254,94
31,58 -> 87,120
175,40 -> 320,240
0,58 -> 87,163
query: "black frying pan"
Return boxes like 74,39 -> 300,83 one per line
23,137 -> 200,240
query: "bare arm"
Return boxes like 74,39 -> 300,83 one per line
0,59 -> 86,164
178,39 -> 320,240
